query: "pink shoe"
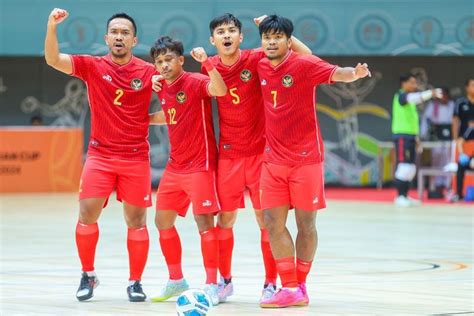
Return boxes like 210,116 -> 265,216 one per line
260,286 -> 308,308
298,283 -> 310,304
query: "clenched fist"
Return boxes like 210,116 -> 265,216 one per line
190,47 -> 208,63
48,8 -> 69,25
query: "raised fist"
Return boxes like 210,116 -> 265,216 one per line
48,8 -> 69,25
190,47 -> 208,63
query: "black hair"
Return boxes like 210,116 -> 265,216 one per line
209,13 -> 242,35
258,15 -> 293,38
440,87 -> 451,99
150,36 -> 184,59
400,73 -> 416,84
465,78 -> 474,86
30,115 -> 43,124
107,13 -> 137,36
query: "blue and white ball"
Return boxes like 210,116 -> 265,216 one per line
176,289 -> 212,316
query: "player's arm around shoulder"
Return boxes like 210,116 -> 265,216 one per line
190,47 -> 227,97
289,36 -> 312,55
44,8 -> 73,74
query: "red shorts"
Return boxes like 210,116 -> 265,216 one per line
217,154 -> 263,211
260,162 -> 326,211
79,155 -> 152,208
156,169 -> 220,217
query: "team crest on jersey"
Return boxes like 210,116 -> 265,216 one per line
240,69 -> 252,82
130,78 -> 143,90
176,91 -> 187,104
282,75 -> 293,88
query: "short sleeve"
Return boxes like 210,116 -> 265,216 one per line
399,93 -> 408,105
454,98 -> 463,117
192,74 -> 211,97
200,78 -> 212,97
304,55 -> 338,86
70,55 -> 93,81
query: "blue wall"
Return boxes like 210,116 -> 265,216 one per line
1,0 -> 473,56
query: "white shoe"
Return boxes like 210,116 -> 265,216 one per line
259,283 -> 276,303
407,196 -> 421,206
217,277 -> 234,303
203,283 -> 219,306
394,196 -> 421,207
394,196 -> 412,207
151,279 -> 189,302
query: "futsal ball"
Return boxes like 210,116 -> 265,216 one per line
176,289 -> 212,316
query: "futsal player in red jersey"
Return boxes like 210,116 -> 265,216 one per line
202,13 -> 313,303
147,36 -> 227,306
256,15 -> 371,308
45,8 -> 156,302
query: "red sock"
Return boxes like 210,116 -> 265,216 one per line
75,221 -> 99,272
217,225 -> 233,280
275,256 -> 298,288
296,258 -> 313,284
260,228 -> 277,285
159,226 -> 183,280
200,228 -> 218,284
127,226 -> 149,281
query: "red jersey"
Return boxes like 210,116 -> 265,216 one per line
71,54 -> 156,161
158,72 -> 217,173
257,51 -> 338,166
204,49 -> 266,159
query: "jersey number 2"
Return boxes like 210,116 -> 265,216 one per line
114,89 -> 124,106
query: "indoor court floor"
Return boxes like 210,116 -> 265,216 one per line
1,193 -> 472,315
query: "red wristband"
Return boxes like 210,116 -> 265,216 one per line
202,59 -> 215,72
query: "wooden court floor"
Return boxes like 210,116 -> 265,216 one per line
1,193 -> 472,315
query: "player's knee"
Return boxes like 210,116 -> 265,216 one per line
395,163 -> 416,181
124,207 -> 146,228
263,210 -> 282,233
155,212 -> 176,230
79,203 -> 101,224
217,212 -> 236,228
125,216 -> 146,229
194,214 -> 214,231
298,221 -> 316,236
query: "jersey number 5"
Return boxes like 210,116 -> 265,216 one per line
229,88 -> 240,105
114,89 -> 124,106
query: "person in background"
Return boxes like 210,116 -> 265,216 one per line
420,87 -> 455,192
392,73 -> 442,207
30,115 -> 43,126
450,78 -> 474,202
